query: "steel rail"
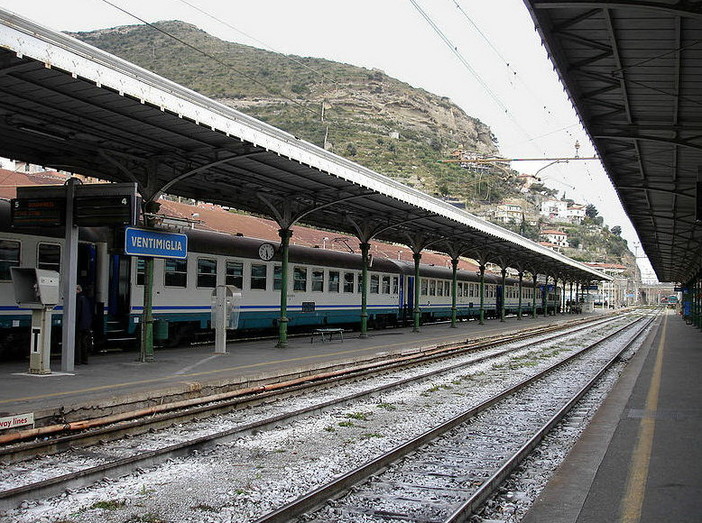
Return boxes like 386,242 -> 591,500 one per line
253,314 -> 650,523
0,314 -> 623,512
1,313 -> 616,454
444,312 -> 657,522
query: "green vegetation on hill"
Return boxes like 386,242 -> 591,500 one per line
71,21 -> 634,270
71,21 -> 507,200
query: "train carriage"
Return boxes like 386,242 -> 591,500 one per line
0,199 -> 561,358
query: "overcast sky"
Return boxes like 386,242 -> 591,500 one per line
0,0 -> 658,281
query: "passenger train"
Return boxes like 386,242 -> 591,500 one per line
0,199 -> 561,358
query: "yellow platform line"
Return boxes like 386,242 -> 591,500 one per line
620,313 -> 666,522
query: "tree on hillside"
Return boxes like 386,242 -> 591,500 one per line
611,225 -> 622,236
585,203 -> 599,218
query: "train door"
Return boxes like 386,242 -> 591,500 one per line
108,254 -> 131,324
496,285 -> 504,314
404,275 -> 414,326
77,242 -> 99,337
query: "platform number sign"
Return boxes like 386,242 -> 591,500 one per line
74,194 -> 137,226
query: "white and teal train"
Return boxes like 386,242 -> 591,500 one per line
0,200 -> 561,358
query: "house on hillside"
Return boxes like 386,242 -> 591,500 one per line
491,199 -> 525,224
540,199 -> 568,220
541,229 -> 568,248
540,198 -> 588,224
564,203 -> 586,224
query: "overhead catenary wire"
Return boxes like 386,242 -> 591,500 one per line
408,0 -> 550,159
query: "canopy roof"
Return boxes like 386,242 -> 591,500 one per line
0,8 -> 610,282
524,0 -> 702,283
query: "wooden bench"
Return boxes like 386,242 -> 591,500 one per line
311,328 -> 344,343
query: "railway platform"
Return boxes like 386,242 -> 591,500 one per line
523,309 -> 702,523
0,312 -> 595,427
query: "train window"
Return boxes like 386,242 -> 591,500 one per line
457,282 -> 463,297
421,279 -> 428,296
429,280 -> 436,296
0,239 -> 20,280
381,275 -> 391,294
293,266 -> 307,291
136,257 -> 146,286
164,259 -> 187,287
444,281 -> 451,296
37,243 -> 61,272
251,264 -> 267,290
273,265 -> 282,290
370,274 -> 380,294
226,261 -> 243,289
392,276 -> 399,294
436,280 -> 443,296
197,258 -> 217,288
329,271 -> 340,292
311,269 -> 324,292
343,272 -> 355,293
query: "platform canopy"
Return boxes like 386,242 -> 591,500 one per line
0,8 -> 609,282
523,1 -> 702,283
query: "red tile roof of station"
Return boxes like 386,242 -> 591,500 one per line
0,169 -> 68,199
0,169 -> 480,272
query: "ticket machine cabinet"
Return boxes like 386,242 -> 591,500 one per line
10,268 -> 60,374
210,286 -> 241,354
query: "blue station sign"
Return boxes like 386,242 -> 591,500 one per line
124,227 -> 188,259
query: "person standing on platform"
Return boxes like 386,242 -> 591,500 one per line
75,284 -> 92,365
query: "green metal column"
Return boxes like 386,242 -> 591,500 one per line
693,279 -> 697,327
570,281 -> 574,312
140,257 -> 155,362
360,242 -> 370,338
413,252 -> 421,332
276,228 -> 292,348
450,258 -> 458,328
139,200 -> 160,363
697,278 -> 701,329
692,279 -> 697,327
500,268 -> 506,322
543,276 -> 549,317
532,273 -> 538,319
517,272 -> 523,320
479,264 -> 486,325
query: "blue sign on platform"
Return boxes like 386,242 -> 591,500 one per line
124,227 -> 188,259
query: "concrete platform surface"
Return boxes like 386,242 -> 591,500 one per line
523,309 -> 702,523
0,313 -> 589,424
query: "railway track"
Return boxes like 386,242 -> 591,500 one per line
1,311 -> 651,520
1,314 -> 617,457
257,312 -> 656,522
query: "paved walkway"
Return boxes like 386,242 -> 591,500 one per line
523,309 -> 702,523
0,313 -> 588,423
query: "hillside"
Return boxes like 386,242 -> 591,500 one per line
69,21 -> 635,273
71,21 -> 507,200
